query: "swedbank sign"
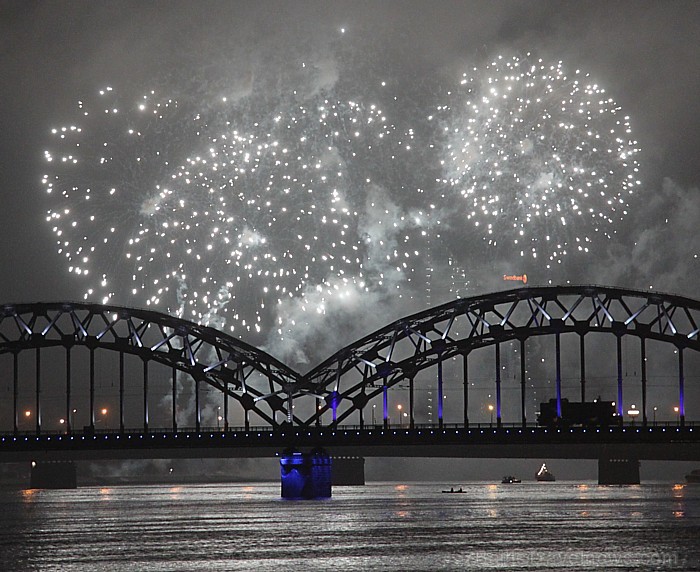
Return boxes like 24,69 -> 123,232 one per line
503,274 -> 528,284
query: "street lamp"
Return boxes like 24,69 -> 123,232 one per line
653,406 -> 657,425
94,408 -> 108,431
674,406 -> 680,424
488,404 -> 494,427
397,404 -> 403,428
627,405 -> 640,425
372,404 -> 376,425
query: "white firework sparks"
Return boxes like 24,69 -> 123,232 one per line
432,53 -> 642,265
40,53 -> 643,345
41,81 -> 421,338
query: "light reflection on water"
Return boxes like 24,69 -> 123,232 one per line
0,481 -> 698,571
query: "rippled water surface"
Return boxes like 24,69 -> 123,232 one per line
0,481 -> 698,571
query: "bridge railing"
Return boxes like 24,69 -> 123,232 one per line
1,420 -> 696,438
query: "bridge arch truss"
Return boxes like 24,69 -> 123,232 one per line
1,286 -> 699,434
303,285 -> 700,428
0,302 -> 303,434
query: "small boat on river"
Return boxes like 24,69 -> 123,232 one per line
442,487 -> 466,493
501,476 -> 521,484
536,463 -> 556,482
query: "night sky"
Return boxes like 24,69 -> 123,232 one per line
2,1 -> 699,353
1,0 -> 700,481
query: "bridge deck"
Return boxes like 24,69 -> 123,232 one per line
2,424 -> 699,462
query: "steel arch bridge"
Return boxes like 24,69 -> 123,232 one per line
0,302 -> 302,433
1,285 -> 699,435
304,284 -> 700,429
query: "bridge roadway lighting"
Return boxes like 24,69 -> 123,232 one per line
94,408 -> 108,429
627,405 -> 640,425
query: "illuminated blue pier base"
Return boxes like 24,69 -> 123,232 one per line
280,449 -> 332,499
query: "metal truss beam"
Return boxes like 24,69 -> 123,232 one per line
1,285 -> 699,430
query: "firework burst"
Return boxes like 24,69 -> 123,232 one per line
432,53 -> 641,266
42,80 -> 421,338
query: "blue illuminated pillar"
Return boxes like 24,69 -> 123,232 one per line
495,343 -> 502,427
89,348 -> 95,430
437,355 -> 444,428
616,336 -> 623,419
383,382 -> 388,429
641,338 -> 647,427
679,347 -> 685,426
555,333 -> 562,418
329,392 -> 338,425
579,334 -> 586,403
409,376 -> 415,429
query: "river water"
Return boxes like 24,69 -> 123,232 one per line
0,481 -> 698,571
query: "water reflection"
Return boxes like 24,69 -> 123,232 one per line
0,482 -> 697,570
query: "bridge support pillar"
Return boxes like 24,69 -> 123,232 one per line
280,449 -> 332,499
331,456 -> 365,485
30,461 -> 77,489
598,456 -> 640,485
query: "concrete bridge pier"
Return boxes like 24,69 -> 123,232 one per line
331,456 -> 365,485
30,461 -> 77,489
598,455 -> 640,485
